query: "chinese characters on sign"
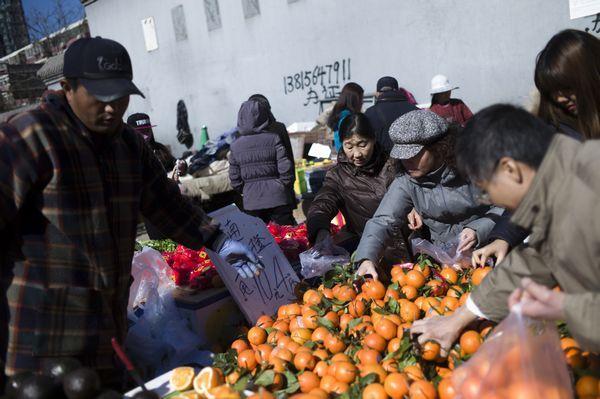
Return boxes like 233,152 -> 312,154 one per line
282,58 -> 352,107
585,13 -> 600,33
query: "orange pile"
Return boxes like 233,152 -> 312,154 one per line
207,261 -> 597,398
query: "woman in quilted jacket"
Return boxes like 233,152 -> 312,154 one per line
229,100 -> 296,225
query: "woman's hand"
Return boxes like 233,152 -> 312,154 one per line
457,228 -> 477,253
356,260 -> 378,281
407,208 -> 423,231
472,239 -> 510,267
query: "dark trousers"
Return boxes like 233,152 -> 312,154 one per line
246,205 -> 297,226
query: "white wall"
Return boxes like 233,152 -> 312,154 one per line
84,0 -> 594,155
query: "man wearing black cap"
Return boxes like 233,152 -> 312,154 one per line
364,76 -> 418,153
0,37 -> 262,383
127,112 -> 178,172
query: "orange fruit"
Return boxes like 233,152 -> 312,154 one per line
248,326 -> 267,345
247,388 -> 275,399
403,365 -> 424,381
360,364 -> 388,383
226,370 -> 241,385
331,353 -> 351,363
415,263 -> 431,278
364,332 -> 387,352
255,343 -> 273,364
401,285 -> 418,300
330,380 -> 349,394
193,367 -> 224,396
294,351 -> 316,371
311,326 -> 329,343
387,337 -> 402,353
561,337 -> 585,368
426,280 -> 447,296
302,308 -> 319,330
440,267 -> 458,284
314,360 -> 329,378
384,373 -> 409,399
409,380 -> 437,399
325,333 -> 346,354
435,366 -> 452,379
459,330 -> 482,356
308,388 -> 328,399
437,378 -> 456,399
333,361 -> 358,384
319,375 -> 338,393
357,349 -> 382,365
381,358 -> 399,373
256,314 -> 274,328
287,303 -> 302,317
298,371 -> 321,393
375,318 -> 398,341
335,285 -> 357,302
362,280 -> 386,300
470,267 -> 492,286
440,297 -> 459,313
575,375 -> 599,398
206,385 -> 241,399
405,270 -> 426,289
362,383 -> 389,399
269,356 -> 286,373
303,289 -> 323,305
349,299 -> 367,317
272,319 -> 290,333
324,311 -> 340,327
270,346 -> 293,363
169,366 -> 195,391
421,341 -> 441,361
400,301 -> 421,323
313,348 -> 329,360
276,335 -> 292,349
267,330 -> 285,345
238,349 -> 258,370
446,285 -> 464,298
393,269 -> 408,286
340,313 -> 354,331
291,328 -> 312,345
385,287 -> 401,301
230,339 -> 250,354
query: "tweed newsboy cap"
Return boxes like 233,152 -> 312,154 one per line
389,110 -> 449,159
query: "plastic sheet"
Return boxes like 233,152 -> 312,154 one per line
299,236 -> 350,278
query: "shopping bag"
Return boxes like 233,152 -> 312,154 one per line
411,237 -> 472,268
299,236 -> 350,278
452,304 -> 574,399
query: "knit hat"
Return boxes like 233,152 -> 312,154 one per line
389,110 -> 449,159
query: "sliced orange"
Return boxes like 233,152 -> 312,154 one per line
193,366 -> 224,395
169,366 -> 195,392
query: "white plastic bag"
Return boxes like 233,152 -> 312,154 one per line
452,305 -> 574,399
299,236 -> 350,278
126,247 -> 210,377
411,237 -> 471,268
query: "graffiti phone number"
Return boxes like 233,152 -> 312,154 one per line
283,58 -> 352,95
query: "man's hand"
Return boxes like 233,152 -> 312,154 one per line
472,239 -> 509,267
411,305 -> 477,357
215,236 -> 263,279
407,208 -> 423,231
356,260 -> 378,281
508,278 -> 565,320
457,228 -> 477,253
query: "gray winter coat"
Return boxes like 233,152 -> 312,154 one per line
229,100 -> 294,211
355,164 -> 502,263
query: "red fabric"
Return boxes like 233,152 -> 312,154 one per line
430,99 -> 473,126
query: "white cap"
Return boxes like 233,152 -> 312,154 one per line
430,74 -> 459,95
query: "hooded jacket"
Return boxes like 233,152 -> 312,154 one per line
355,164 -> 502,263
470,135 -> 600,351
365,90 -> 419,153
229,101 -> 294,211
306,144 -> 398,243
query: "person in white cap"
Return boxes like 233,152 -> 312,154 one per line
429,74 -> 473,126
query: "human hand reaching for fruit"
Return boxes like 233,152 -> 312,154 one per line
457,228 -> 477,253
472,239 -> 509,267
508,277 -> 565,320
356,260 -> 378,281
407,208 -> 423,230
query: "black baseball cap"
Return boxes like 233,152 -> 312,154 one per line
376,76 -> 399,92
127,113 -> 156,129
63,37 -> 145,102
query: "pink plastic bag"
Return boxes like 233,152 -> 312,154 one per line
452,305 -> 574,399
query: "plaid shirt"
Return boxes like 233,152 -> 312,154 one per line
0,92 -> 219,375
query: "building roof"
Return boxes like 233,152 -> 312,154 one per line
36,53 -> 65,83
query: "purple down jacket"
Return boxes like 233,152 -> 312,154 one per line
229,100 -> 294,211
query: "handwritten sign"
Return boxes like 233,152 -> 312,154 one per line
206,205 -> 300,324
282,58 -> 352,106
570,0 -> 600,19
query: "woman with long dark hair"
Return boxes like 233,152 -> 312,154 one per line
535,29 -> 600,140
327,82 -> 364,151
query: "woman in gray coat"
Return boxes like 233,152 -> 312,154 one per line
355,110 -> 502,280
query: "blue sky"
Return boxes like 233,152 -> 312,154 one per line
22,0 -> 85,40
